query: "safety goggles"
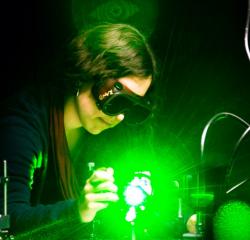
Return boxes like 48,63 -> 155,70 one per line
92,79 -> 153,125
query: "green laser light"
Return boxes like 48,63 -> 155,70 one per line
124,171 -> 152,207
124,184 -> 147,206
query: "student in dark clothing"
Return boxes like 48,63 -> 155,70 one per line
0,23 -> 157,239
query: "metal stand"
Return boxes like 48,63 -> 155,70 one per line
130,221 -> 136,240
182,192 -> 214,240
87,162 -> 99,240
0,160 -> 14,240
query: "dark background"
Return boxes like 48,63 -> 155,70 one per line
1,0 -> 250,196
1,0 -> 249,109
1,0 -> 250,238
1,0 -> 249,119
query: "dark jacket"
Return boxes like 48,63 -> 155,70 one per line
0,84 -> 90,239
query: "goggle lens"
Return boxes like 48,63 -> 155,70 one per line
92,80 -> 153,124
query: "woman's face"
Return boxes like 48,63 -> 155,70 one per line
76,76 -> 152,135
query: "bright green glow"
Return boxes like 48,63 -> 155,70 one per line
191,192 -> 214,208
29,152 -> 43,189
125,206 -> 136,222
104,131 -> 187,236
81,123 -> 195,238
124,173 -> 152,207
124,185 -> 146,206
36,151 -> 43,168
214,201 -> 250,240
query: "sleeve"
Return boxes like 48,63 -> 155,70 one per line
0,95 -> 91,239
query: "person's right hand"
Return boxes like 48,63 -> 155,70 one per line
78,167 -> 119,222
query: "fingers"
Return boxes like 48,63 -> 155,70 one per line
85,192 -> 119,203
86,202 -> 109,211
84,180 -> 118,193
88,167 -> 115,185
84,167 -> 118,200
79,167 -> 119,222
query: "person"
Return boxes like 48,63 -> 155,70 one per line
0,23 -> 157,239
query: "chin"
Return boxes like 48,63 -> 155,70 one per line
88,127 -> 108,135
86,121 -> 117,135
88,129 -> 102,135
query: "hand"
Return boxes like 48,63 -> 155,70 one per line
78,167 -> 119,222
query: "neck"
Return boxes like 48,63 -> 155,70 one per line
64,96 -> 85,153
64,96 -> 81,131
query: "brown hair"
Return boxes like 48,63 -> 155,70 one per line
63,23 -> 157,94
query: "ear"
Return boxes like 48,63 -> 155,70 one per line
73,80 -> 81,95
91,79 -> 106,100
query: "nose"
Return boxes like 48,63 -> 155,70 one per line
117,114 -> 124,121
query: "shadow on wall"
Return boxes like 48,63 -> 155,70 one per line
71,0 -> 159,39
